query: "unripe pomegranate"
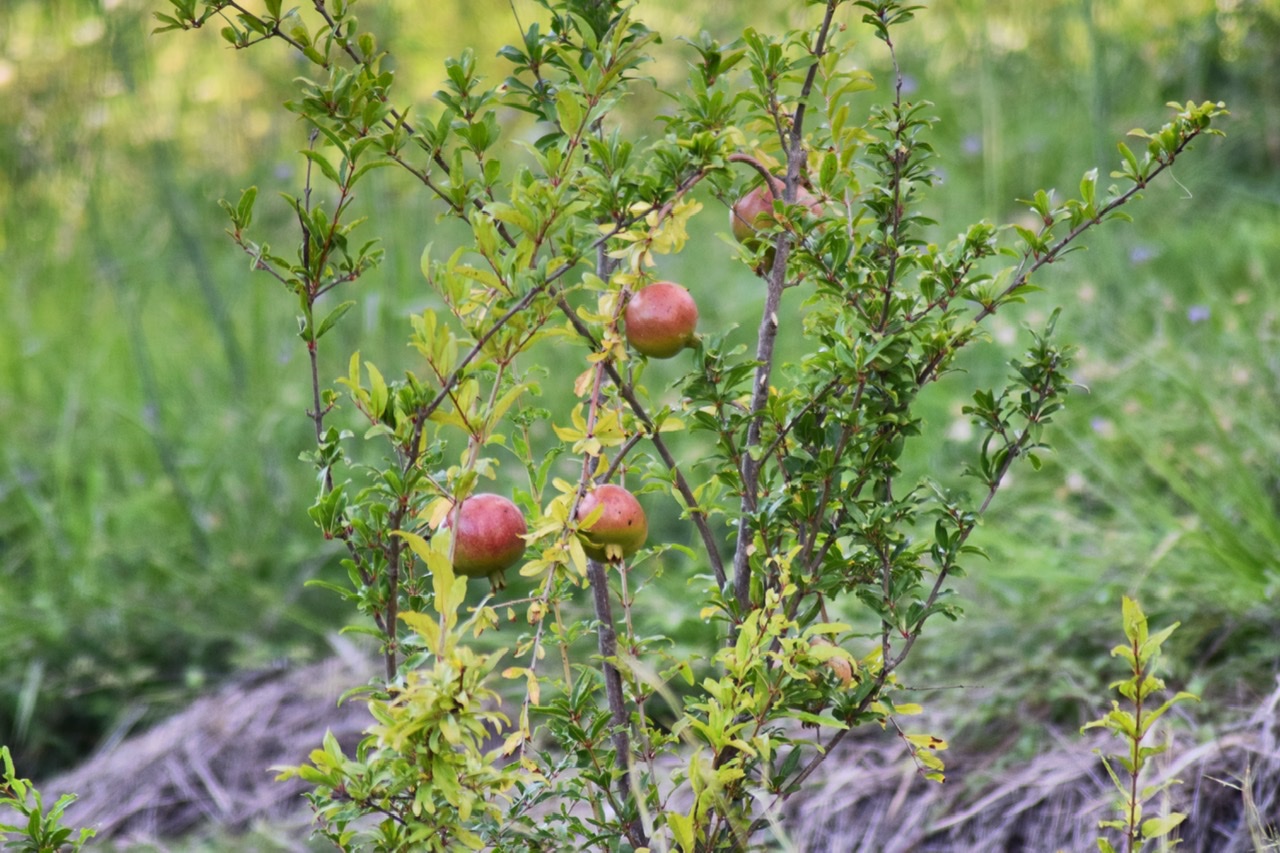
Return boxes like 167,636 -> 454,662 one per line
576,484 -> 647,562
624,282 -> 698,359
446,493 -> 528,583
810,636 -> 854,688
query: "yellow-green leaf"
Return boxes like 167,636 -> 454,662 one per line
669,811 -> 696,853
366,361 -> 388,417
400,610 -> 441,654
905,732 -> 948,751
1141,813 -> 1186,839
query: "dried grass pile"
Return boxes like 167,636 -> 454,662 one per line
786,680 -> 1280,852
34,651 -> 372,846
27,659 -> 1280,851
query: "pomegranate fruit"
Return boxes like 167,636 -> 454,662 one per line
730,177 -> 822,244
446,493 -> 528,582
624,281 -> 698,359
576,484 -> 647,562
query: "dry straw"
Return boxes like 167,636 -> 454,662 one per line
31,665 -> 1280,851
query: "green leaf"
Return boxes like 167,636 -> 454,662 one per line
338,623 -> 386,640
783,708 -> 847,728
350,159 -> 395,186
151,13 -> 187,34
419,242 -> 433,281
555,89 -> 582,133
235,185 -> 258,228
315,300 -> 355,340
1137,691 -> 1200,735
1141,621 -> 1181,658
1121,595 -> 1147,645
366,361 -> 388,418
304,579 -> 355,598
300,148 -> 342,187
1117,140 -> 1141,176
1140,812 -> 1186,839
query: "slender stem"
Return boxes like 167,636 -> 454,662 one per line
887,352 -> 1060,672
516,574 -> 555,759
731,0 -> 841,615
1126,638 -> 1145,853
875,36 -> 907,334
976,158 -> 1171,327
586,558 -> 644,846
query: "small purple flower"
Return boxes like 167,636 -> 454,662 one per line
1128,244 -> 1156,264
1090,417 -> 1115,439
1187,305 -> 1211,324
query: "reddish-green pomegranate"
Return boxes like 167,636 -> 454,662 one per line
624,282 -> 698,359
446,493 -> 528,582
576,484 -> 647,562
730,177 -> 822,244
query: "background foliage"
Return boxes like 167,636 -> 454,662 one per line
1,0 -> 1276,795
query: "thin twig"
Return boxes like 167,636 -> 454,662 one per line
731,0 -> 841,615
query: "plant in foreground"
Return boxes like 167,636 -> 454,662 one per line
1083,596 -> 1199,853
154,0 -> 1226,848
0,746 -> 96,853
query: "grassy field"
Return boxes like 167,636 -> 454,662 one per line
2,0 -> 1277,823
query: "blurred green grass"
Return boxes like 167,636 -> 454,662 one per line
1,0 -> 1277,783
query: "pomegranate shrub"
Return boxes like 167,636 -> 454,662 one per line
156,0 -> 1224,848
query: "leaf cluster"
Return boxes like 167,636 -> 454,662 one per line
1082,597 -> 1199,853
0,746 -> 96,853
